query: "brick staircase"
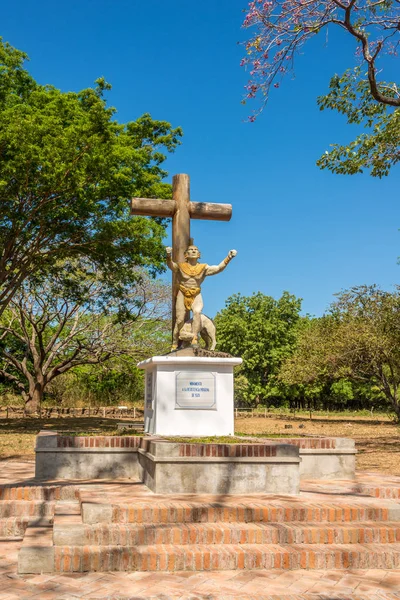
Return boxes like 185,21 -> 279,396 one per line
0,485 -> 59,541
45,477 -> 400,574
0,482 -> 78,576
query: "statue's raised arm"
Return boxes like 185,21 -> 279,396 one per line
205,249 -> 237,276
167,243 -> 237,350
165,246 -> 179,273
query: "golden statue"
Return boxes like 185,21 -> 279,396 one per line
166,242 -> 237,350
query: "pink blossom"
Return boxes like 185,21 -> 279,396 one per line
240,0 -> 399,118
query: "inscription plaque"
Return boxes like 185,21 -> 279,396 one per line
175,371 -> 216,409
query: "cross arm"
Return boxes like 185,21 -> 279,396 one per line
189,202 -> 232,222
130,198 -> 175,218
130,198 -> 232,221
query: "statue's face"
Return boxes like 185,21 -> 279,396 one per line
185,245 -> 200,259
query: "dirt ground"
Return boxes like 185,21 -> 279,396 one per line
237,416 -> 400,476
0,414 -> 399,475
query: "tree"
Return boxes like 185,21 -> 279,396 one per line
241,1 -> 399,176
280,285 -> 400,420
47,359 -> 147,407
316,68 -> 399,177
0,39 -> 182,317
215,291 -> 302,404
0,265 -> 170,413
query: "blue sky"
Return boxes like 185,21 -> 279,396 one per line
3,0 -> 399,317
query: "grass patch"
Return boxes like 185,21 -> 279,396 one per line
166,436 -> 244,444
235,432 -> 304,438
166,433 -> 304,443
60,429 -> 143,436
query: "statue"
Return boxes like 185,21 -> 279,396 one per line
166,243 -> 237,350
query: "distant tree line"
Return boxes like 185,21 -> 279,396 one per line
215,286 -> 400,421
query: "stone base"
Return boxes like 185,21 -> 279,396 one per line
138,440 -> 300,494
35,431 -> 141,480
261,437 -> 357,481
34,434 -> 357,491
300,448 -> 356,480
137,354 -> 242,436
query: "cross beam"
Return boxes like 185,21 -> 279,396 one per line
131,174 -> 232,337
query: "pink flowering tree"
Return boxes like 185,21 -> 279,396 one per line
242,0 -> 400,176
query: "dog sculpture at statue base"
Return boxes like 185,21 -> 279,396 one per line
178,315 -> 216,351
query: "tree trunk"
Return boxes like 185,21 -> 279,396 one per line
392,399 -> 400,423
379,383 -> 400,423
24,384 -> 44,415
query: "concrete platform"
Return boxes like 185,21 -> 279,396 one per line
138,439 -> 300,494
34,433 -> 357,492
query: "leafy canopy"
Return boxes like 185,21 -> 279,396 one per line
280,285 -> 400,420
215,291 -> 302,402
0,38 -> 182,314
241,1 -> 399,176
317,68 -> 399,177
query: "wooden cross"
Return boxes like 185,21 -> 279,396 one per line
131,173 -> 232,334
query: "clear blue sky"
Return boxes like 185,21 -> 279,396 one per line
3,0 -> 399,317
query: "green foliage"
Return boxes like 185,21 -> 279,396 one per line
0,38 -> 182,314
317,68 -> 399,177
0,264 -> 170,412
215,291 -> 302,404
233,372 -> 252,406
46,360 -> 146,407
280,285 -> 400,420
330,379 -> 354,406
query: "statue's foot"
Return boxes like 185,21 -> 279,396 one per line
170,344 -> 178,351
191,337 -> 199,346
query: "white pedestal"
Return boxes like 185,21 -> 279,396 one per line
137,355 -> 242,437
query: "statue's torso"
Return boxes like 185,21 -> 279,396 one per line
178,263 -> 207,288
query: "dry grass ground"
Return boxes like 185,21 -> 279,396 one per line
237,415 -> 400,476
0,414 -> 399,475
0,417 -> 125,461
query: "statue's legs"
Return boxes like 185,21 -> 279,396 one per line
191,294 -> 204,345
172,291 -> 186,350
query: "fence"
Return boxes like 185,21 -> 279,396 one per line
0,406 -> 144,419
1,406 -> 270,419
234,408 -> 270,418
0,406 -> 279,420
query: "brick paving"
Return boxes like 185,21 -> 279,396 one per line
2,461 -> 400,598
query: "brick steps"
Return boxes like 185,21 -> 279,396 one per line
101,500 -> 400,525
111,583 -> 390,600
15,474 -> 400,575
357,484 -> 400,500
0,485 -> 76,501
0,516 -> 29,538
0,484 -> 58,543
0,500 -> 55,518
56,521 -> 400,546
303,479 -> 400,500
54,542 -> 400,572
93,583 -> 394,600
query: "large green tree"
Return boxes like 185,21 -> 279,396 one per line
0,39 -> 182,315
215,291 -> 302,404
